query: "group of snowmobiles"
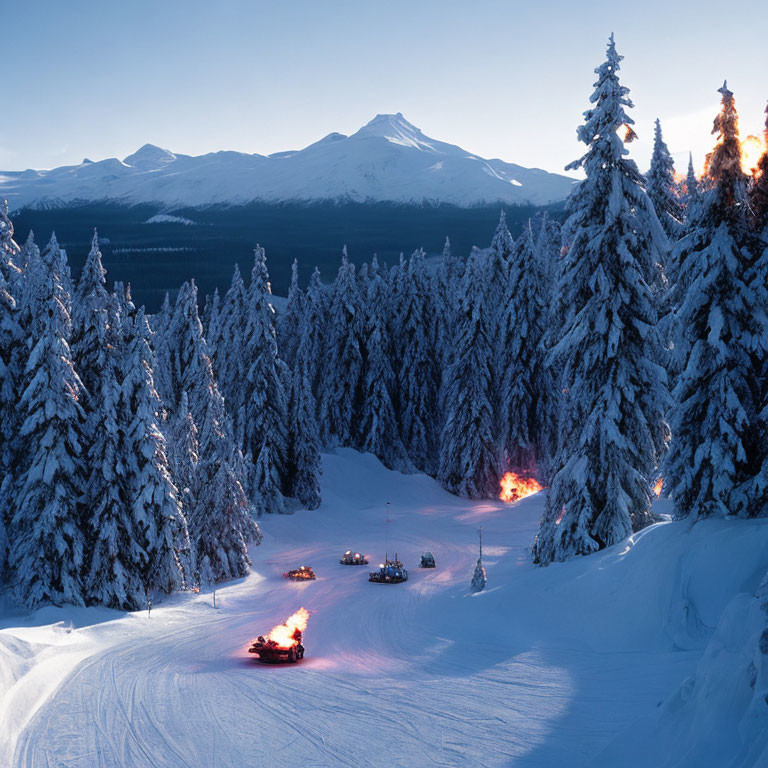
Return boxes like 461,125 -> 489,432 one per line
281,549 -> 437,586
253,549 -> 437,663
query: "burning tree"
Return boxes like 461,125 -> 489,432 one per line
749,101 -> 768,235
533,37 -> 669,565
666,83 -> 768,520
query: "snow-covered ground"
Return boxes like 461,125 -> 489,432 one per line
1,449 -> 767,767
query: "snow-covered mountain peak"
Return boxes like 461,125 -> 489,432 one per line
1,115 -> 578,208
123,144 -> 177,170
352,113 -> 437,152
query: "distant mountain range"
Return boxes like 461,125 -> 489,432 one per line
0,113 -> 577,210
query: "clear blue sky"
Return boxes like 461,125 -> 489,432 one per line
2,0 -> 767,176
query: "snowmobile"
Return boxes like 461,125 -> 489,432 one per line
339,550 -> 369,565
283,566 -> 316,581
369,554 -> 408,584
420,552 -> 436,568
248,630 -> 305,664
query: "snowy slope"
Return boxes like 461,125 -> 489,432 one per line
2,449 -> 766,767
0,114 -> 577,210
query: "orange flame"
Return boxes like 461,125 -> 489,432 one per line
499,472 -> 543,503
266,607 -> 309,648
653,477 -> 663,497
742,134 -> 766,175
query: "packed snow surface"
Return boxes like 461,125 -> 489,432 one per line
0,114 -> 577,209
1,449 -> 766,767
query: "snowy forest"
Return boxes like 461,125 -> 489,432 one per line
1,36 -> 768,613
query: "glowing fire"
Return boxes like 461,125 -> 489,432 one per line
653,477 -> 663,497
266,607 -> 309,648
499,472 -> 543,503
742,134 -> 766,175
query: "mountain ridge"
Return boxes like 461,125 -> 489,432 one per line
0,113 -> 577,210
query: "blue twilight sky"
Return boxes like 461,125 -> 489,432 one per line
2,0 -> 767,177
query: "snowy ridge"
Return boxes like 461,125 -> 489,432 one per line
0,114 -> 577,209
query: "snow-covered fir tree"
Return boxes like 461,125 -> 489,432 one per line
435,236 -> 463,370
210,264 -> 248,431
497,221 -> 555,480
241,247 -> 288,497
319,248 -> 364,446
396,249 -> 438,473
8,240 -> 87,608
533,37 -> 669,564
41,233 -> 73,317
304,266 -> 329,402
201,287 -> 219,339
277,259 -> 304,370
358,264 -> 410,471
84,295 -> 146,609
287,319 -> 322,509
71,230 -> 109,398
167,390 -> 199,521
120,307 -> 188,596
437,248 -> 499,498
149,291 -> 174,408
646,119 -> 683,241
0,202 -> 21,582
486,210 -> 514,309
666,83 -> 767,520
683,152 -> 700,212
253,441 -> 285,515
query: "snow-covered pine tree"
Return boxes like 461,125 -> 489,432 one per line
161,279 -> 257,557
532,37 -> 669,564
121,307 -> 188,596
534,212 -> 562,291
304,266 -> 329,405
0,202 -> 21,584
253,441 -> 285,515
358,264 -> 410,471
437,248 -> 498,498
683,153 -> 700,212
287,318 -> 322,509
497,221 -> 555,480
9,239 -> 87,608
241,247 -> 288,495
15,231 -> 43,334
396,249 -> 438,473
318,248 -> 364,446
167,390 -> 199,521
41,233 -> 73,317
647,119 -> 684,241
470,530 -> 487,593
0,202 -> 21,470
487,211 -> 514,308
149,293 -> 175,411
71,230 -> 109,398
84,295 -> 146,609
277,259 -> 305,370
666,82 -> 767,520
212,264 -> 248,440
435,236 -> 463,370
201,288 -> 219,339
